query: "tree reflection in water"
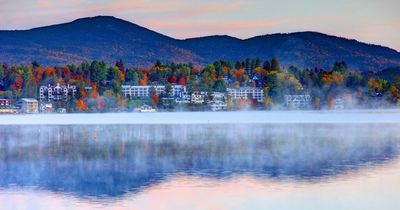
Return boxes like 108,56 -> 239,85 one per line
0,124 -> 399,197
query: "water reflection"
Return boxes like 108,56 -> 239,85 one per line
0,124 -> 399,198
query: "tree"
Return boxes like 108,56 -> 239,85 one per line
263,61 -> 271,72
214,79 -> 227,92
332,61 -> 348,72
76,99 -> 88,111
235,61 -> 242,70
255,58 -> 261,68
271,58 -> 281,72
116,59 -> 125,72
32,61 -> 40,69
155,60 -> 162,67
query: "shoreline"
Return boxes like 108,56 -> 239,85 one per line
1,109 -> 400,125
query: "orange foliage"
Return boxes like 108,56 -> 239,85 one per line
117,94 -> 122,106
139,79 -> 147,86
61,67 -> 71,78
76,100 -> 87,111
45,67 -> 56,77
234,69 -> 245,81
12,76 -> 23,91
139,73 -> 148,86
391,86 -> 399,99
191,68 -> 199,74
34,67 -> 45,85
80,89 -> 88,99
92,88 -> 99,99
321,74 -> 333,85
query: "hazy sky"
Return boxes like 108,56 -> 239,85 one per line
0,0 -> 399,51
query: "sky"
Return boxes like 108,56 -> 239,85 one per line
0,0 -> 399,51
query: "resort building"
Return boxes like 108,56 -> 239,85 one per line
227,87 -> 264,102
191,92 -> 207,104
284,94 -> 311,108
122,85 -> 186,98
39,83 -> 76,102
17,98 -> 39,114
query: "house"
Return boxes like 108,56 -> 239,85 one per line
227,87 -> 264,102
18,98 -> 39,114
0,99 -> 17,114
0,99 -> 11,107
284,94 -> 311,109
39,83 -> 76,102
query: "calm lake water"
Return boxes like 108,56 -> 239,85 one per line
0,123 -> 400,210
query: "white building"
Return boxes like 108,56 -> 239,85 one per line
334,97 -> 345,109
39,102 -> 53,113
211,92 -> 226,102
175,94 -> 191,104
18,98 -> 39,114
39,83 -> 76,102
191,92 -> 206,104
0,99 -> 11,107
211,101 -> 227,111
122,85 -> 186,98
284,94 -> 311,108
227,87 -> 264,102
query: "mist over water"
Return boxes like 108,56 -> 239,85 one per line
0,122 -> 400,209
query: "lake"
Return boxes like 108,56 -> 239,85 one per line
0,113 -> 400,210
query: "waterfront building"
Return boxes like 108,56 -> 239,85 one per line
18,98 -> 39,114
122,85 -> 186,98
211,101 -> 228,111
39,83 -> 76,102
284,94 -> 311,108
227,87 -> 264,102
190,92 -> 206,104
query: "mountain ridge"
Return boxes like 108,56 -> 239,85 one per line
1,15 -> 400,70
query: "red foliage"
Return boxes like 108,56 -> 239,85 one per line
234,69 -> 245,81
12,76 -> 23,91
169,76 -> 177,84
34,67 -> 45,85
152,94 -> 159,105
178,77 -> 186,85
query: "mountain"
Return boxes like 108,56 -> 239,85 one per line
0,16 -> 202,66
1,16 -> 400,70
377,66 -> 400,82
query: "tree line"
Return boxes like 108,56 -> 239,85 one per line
0,58 -> 399,112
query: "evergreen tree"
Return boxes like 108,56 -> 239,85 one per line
271,58 -> 281,72
263,61 -> 271,71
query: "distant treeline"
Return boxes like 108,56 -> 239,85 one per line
0,58 -> 399,112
